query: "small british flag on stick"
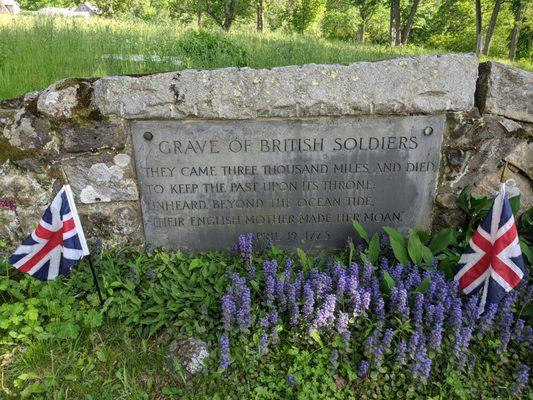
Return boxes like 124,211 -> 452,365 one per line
454,182 -> 525,315
8,185 -> 89,281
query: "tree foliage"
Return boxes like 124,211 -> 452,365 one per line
16,0 -> 533,61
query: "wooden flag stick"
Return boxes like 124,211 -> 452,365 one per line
58,164 -> 104,307
88,256 -> 104,307
500,161 -> 508,183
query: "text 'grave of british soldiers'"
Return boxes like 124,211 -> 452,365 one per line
132,116 -> 445,251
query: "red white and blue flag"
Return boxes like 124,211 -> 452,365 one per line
8,185 -> 89,280
455,184 -> 525,315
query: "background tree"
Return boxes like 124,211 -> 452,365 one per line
482,0 -> 503,55
257,0 -> 264,32
204,0 -> 252,30
508,0 -> 525,60
289,0 -> 327,33
476,0 -> 483,54
352,0 -> 382,41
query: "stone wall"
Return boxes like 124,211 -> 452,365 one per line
0,55 -> 531,250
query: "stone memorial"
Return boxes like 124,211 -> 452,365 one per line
132,116 -> 444,251
1,54 -> 532,252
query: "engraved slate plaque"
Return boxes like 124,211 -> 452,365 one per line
131,116 -> 445,251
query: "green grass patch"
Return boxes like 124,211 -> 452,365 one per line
2,15 -> 531,100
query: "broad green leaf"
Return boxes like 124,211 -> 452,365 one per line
381,271 -> 395,294
384,227 -> 408,265
520,239 -> 533,265
457,186 -> 472,214
407,228 -> 423,265
352,220 -> 369,244
297,248 -> 308,269
429,228 -> 454,254
348,242 -> 355,266
368,233 -> 380,264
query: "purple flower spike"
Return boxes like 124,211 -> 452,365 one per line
287,375 -> 297,386
219,334 -> 231,368
313,294 -> 336,329
237,233 -> 253,265
358,360 -> 370,378
513,364 -> 530,394
303,282 -> 315,321
221,294 -> 236,331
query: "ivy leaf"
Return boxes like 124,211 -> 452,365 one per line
384,226 -> 408,265
352,220 -> 369,244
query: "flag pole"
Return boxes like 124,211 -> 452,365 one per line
59,166 -> 104,307
88,256 -> 104,306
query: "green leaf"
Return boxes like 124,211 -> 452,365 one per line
520,238 -> 533,265
309,328 -> 323,347
381,271 -> 395,294
352,220 -> 369,244
189,258 -> 203,270
407,228 -> 424,265
509,195 -> 520,216
297,248 -> 309,270
415,277 -> 431,293
429,228 -> 455,254
368,233 -> 380,264
457,186 -> 472,214
384,226 -> 408,265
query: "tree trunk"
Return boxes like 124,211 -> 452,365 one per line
197,0 -> 203,28
475,0 -> 483,55
223,0 -> 237,31
390,0 -> 401,46
256,0 -> 264,32
357,20 -> 366,42
509,0 -> 526,60
482,0 -> 503,55
401,0 -> 421,45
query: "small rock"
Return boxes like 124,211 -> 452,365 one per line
167,338 -> 210,378
499,117 -> 523,134
37,80 -> 80,120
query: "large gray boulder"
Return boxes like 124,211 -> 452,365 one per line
93,54 -> 478,120
476,62 -> 533,123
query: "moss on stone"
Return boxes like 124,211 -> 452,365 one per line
0,136 -> 41,163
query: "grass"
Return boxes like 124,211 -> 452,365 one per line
1,14 -> 531,100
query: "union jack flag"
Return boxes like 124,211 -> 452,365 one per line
8,185 -> 89,280
455,184 -> 525,315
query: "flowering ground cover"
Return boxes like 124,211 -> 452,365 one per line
0,225 -> 531,398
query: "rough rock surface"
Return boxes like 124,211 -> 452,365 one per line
435,112 -> 532,230
62,151 -> 138,204
61,117 -> 126,153
94,54 -> 478,120
0,55 -> 532,251
167,338 -> 209,378
476,62 -> 533,123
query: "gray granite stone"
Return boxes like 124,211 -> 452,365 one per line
62,151 -> 138,204
477,62 -> 533,123
94,54 -> 478,120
